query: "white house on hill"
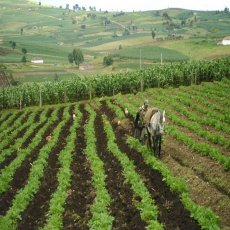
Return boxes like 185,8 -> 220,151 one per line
222,36 -> 230,45
31,57 -> 44,64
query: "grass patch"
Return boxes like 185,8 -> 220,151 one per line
114,45 -> 188,62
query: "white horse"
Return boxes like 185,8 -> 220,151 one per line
146,110 -> 166,157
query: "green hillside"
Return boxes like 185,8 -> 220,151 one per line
0,0 -> 230,82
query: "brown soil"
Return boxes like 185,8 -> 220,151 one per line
144,89 -> 230,137
0,111 -> 23,139
94,110 -> 146,229
0,112 -> 28,139
63,104 -> 95,229
161,135 -> 230,229
0,108 -> 62,216
17,107 -> 71,229
34,110 -> 43,122
0,109 -> 53,171
0,113 -> 12,124
21,111 -> 33,124
171,121 -> 230,157
1,96 -> 229,229
9,111 -> 24,125
113,94 -> 230,229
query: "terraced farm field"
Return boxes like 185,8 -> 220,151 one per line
0,79 -> 229,229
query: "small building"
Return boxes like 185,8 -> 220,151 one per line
31,57 -> 44,64
222,36 -> 230,45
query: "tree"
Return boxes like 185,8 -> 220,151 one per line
39,1 -> 41,7
21,55 -> 27,63
68,48 -> 84,68
194,15 -> 197,22
224,7 -> 229,13
163,12 -> 171,21
155,11 -> 160,16
74,4 -> 79,10
113,31 -> 118,37
68,53 -> 74,63
104,18 -> 111,26
103,56 -> 113,66
123,28 -> 130,36
10,79 -> 20,86
9,41 -> 16,49
20,27 -> 23,35
89,6 -> 96,11
54,73 -> 59,82
151,30 -> 156,39
181,19 -> 186,26
21,48 -> 27,55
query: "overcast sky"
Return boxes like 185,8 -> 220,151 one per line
36,0 -> 229,11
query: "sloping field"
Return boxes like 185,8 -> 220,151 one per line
1,0 -> 230,80
0,79 -> 229,229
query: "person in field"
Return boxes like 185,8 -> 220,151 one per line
134,99 -> 158,142
134,99 -> 149,142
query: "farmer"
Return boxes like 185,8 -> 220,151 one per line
134,99 -> 149,142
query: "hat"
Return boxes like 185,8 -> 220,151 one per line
144,99 -> 149,105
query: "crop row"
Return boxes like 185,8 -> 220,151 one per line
114,92 -> 230,170
0,109 -> 44,153
104,99 -> 221,229
0,107 -> 69,228
145,87 -> 230,135
42,105 -> 80,229
143,90 -> 230,148
0,111 -> 24,136
137,92 -> 230,169
171,91 -> 230,123
188,84 -> 230,107
102,113 -> 163,229
0,108 -> 60,195
1,100 -> 225,229
112,89 -> 230,192
84,104 -> 114,229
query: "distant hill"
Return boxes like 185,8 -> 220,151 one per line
0,0 -> 230,82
